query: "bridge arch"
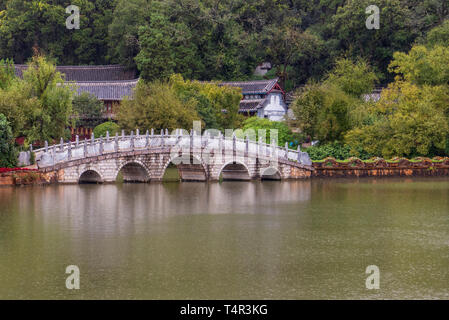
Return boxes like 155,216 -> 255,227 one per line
161,154 -> 208,182
261,166 -> 281,181
219,161 -> 251,181
79,169 -> 103,184
115,160 -> 151,183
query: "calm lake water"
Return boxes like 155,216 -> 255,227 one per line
1,177 -> 449,299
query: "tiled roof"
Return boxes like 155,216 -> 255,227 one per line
239,99 -> 266,112
219,78 -> 279,94
14,65 -> 136,81
72,80 -> 138,101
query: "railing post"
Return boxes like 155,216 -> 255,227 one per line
130,131 -> 134,150
99,137 -> 104,155
115,132 -> 119,152
297,146 -> 301,163
84,138 -> 87,157
30,143 -> 33,152
106,131 -> 109,142
161,129 -> 165,147
151,128 -> 154,136
245,136 -> 249,158
233,134 -> 236,160
136,128 -> 139,137
165,128 -> 169,136
60,137 -> 64,151
68,142 -> 72,161
91,133 -> 95,145
75,135 -> 79,147
190,129 -> 193,152
122,130 -> 125,139
145,130 -> 149,148
285,142 -> 289,160
45,141 -> 48,153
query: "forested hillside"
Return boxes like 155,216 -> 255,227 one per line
1,0 -> 447,89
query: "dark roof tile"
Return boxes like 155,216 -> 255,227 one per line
219,78 -> 279,94
72,80 -> 138,101
14,65 -> 136,82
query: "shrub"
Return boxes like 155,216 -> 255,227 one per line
0,113 -> 17,168
305,142 -> 351,161
93,121 -> 120,138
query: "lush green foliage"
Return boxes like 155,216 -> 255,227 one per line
0,56 -> 74,144
0,113 -> 17,167
345,82 -> 449,158
2,0 -> 446,84
305,142 -> 352,161
237,117 -> 295,146
170,75 -> 243,131
72,92 -> 104,128
324,58 -> 378,97
117,80 -> 200,132
93,121 -> 120,138
291,58 -> 375,143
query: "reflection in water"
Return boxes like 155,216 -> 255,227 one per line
0,178 -> 448,299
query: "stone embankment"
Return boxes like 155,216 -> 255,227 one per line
312,157 -> 449,178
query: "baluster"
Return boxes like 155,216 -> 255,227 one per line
130,131 -> 134,150
84,138 -> 88,157
99,137 -> 104,155
297,146 -> 301,163
145,130 -> 149,148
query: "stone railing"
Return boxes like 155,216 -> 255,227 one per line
34,129 -> 312,169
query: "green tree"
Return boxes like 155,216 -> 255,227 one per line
345,82 -> 449,158
238,117 -> 294,146
117,79 -> 200,132
170,74 -> 243,130
324,58 -> 378,97
426,19 -> 449,47
0,113 -> 17,167
72,92 -> 104,128
389,45 -> 449,86
0,58 -> 15,89
20,55 -> 74,143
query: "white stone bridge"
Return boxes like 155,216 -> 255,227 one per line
34,130 -> 313,183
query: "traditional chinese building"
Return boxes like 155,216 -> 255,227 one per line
219,78 -> 288,121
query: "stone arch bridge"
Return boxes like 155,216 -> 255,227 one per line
35,130 -> 313,184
